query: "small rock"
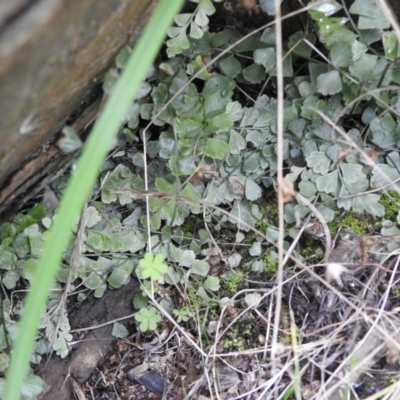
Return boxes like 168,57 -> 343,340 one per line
132,372 -> 165,395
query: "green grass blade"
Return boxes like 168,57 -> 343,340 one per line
3,1 -> 184,398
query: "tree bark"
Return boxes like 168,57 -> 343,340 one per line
0,0 -> 159,223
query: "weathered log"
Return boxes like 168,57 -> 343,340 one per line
0,0 -> 159,223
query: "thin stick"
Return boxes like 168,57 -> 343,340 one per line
271,0 -> 285,393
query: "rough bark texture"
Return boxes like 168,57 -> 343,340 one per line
0,0 -> 159,223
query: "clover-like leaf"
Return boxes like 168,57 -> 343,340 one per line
135,307 -> 162,332
137,253 -> 168,280
173,308 -> 191,323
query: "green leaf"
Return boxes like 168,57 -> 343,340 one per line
205,138 -> 229,160
203,276 -> 220,291
301,96 -> 326,121
317,70 -> 342,96
229,130 -> 246,154
299,180 -> 317,197
242,63 -> 266,84
339,163 -> 366,185
208,113 -> 233,133
212,29 -> 232,47
101,165 -> 143,204
245,179 -> 262,201
203,75 -> 235,117
112,322 -> 129,338
133,293 -> 148,309
180,183 -> 201,213
77,293 -> 86,302
115,45 -> 131,69
21,259 -> 37,281
351,194 -> 385,217
84,272 -> 103,290
94,284 -> 107,298
190,21 -> 203,39
219,55 -> 242,78
316,169 -> 338,194
249,241 -> 262,256
382,31 -> 398,60
187,56 -> 211,80
0,248 -> 16,270
27,204 -> 47,221
371,164 -> 400,188
174,13 -> 191,27
288,32 -> 315,58
191,260 -> 210,276
306,151 -> 331,175
228,200 -> 256,231
311,0 -> 343,16
349,54 -> 377,81
226,102 -> 243,122
330,41 -> 352,68
86,206 -> 102,228
253,48 -> 276,72
173,308 -> 190,322
20,374 -> 43,400
272,51 -> 293,77
107,263 -> 134,289
195,0 -> 216,25
137,252 -> 168,280
228,253 -> 242,268
58,127 -> 82,154
259,0 -> 278,15
349,0 -> 390,29
166,29 -> 190,57
2,271 -> 19,289
135,307 -> 162,332
0,222 -> 16,241
245,293 -> 261,309
179,250 -> 196,267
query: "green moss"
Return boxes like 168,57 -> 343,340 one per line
301,235 -> 324,260
260,252 -> 278,274
221,272 -> 244,294
222,318 -> 255,351
328,211 -> 371,236
379,190 -> 400,220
